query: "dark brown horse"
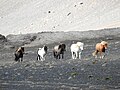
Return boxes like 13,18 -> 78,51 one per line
14,47 -> 24,62
53,43 -> 66,59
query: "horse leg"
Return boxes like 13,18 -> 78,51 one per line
79,51 -> 82,59
40,55 -> 44,61
102,52 -> 105,59
43,56 -> 45,61
18,58 -> 21,62
93,50 -> 98,58
15,54 -> 19,61
58,54 -> 60,59
74,52 -> 77,59
95,55 -> 97,58
37,55 -> 39,60
100,52 -> 103,59
56,55 -> 59,59
15,56 -> 18,62
37,55 -> 40,60
54,52 -> 58,59
20,57 -> 23,62
56,55 -> 58,59
75,52 -> 78,59
73,52 -> 76,59
54,52 -> 57,59
62,53 -> 64,59
71,52 -> 74,59
53,51 -> 56,58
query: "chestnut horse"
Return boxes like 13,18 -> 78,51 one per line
92,41 -> 108,59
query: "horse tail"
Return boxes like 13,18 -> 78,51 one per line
53,50 -> 56,58
92,50 -> 98,56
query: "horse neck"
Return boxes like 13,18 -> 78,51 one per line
76,44 -> 81,48
77,45 -> 83,50
42,46 -> 47,52
41,47 -> 44,51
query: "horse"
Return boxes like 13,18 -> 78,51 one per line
37,45 -> 48,61
70,42 -> 84,59
92,41 -> 108,59
53,43 -> 66,59
14,47 -> 24,62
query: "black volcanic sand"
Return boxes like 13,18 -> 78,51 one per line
0,32 -> 120,90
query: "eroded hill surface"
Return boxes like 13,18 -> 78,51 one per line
0,0 -> 120,35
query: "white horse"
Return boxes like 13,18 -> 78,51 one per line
70,42 -> 84,59
37,45 -> 48,61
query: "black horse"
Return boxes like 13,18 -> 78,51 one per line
14,47 -> 24,62
53,43 -> 66,59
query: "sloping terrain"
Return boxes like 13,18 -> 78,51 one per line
0,29 -> 120,89
0,0 -> 120,35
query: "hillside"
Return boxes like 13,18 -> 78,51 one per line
0,0 -> 120,35
0,28 -> 120,89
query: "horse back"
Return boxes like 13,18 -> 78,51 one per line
96,43 -> 105,52
71,44 -> 79,51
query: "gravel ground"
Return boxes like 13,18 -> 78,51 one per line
0,29 -> 120,90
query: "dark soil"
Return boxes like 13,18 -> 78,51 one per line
0,31 -> 120,90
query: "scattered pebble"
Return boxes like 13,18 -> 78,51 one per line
102,63 -> 107,67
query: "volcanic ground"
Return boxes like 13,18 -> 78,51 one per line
0,28 -> 120,90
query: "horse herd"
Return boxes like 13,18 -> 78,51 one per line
14,41 -> 108,62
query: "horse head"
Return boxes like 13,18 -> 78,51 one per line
61,44 -> 66,51
101,41 -> 108,49
76,42 -> 84,51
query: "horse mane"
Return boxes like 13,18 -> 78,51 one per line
101,41 -> 108,45
16,47 -> 24,53
58,45 -> 62,50
61,44 -> 66,51
44,45 -> 48,52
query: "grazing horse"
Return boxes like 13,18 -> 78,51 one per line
14,47 -> 24,62
92,41 -> 108,59
53,43 -> 66,59
37,45 -> 48,61
70,42 -> 84,59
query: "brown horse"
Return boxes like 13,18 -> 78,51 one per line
53,43 -> 66,59
14,47 -> 24,62
92,41 -> 108,59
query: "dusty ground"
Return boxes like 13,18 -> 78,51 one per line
0,0 -> 120,35
0,29 -> 120,90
